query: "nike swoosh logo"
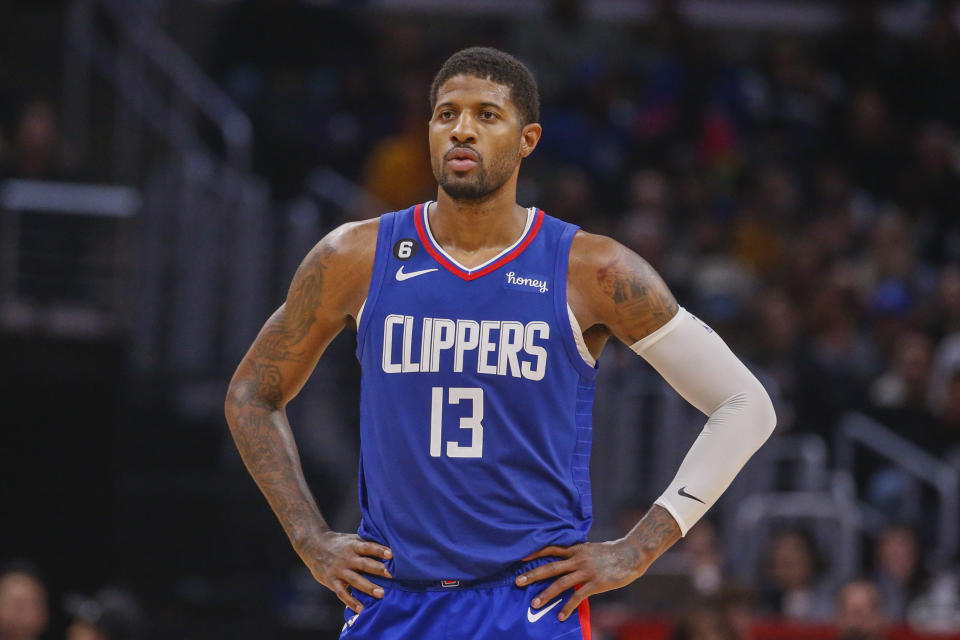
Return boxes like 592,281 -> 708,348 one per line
527,598 -> 561,623
678,486 -> 705,504
395,266 -> 438,281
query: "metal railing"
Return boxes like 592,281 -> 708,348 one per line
730,471 -> 862,586
835,412 -> 960,563
0,179 -> 141,337
132,153 -> 270,376
62,0 -> 253,182
56,0 -> 274,377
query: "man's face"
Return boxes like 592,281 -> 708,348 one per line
428,74 -> 537,202
0,573 -> 49,639
836,582 -> 886,640
876,528 -> 917,582
770,533 -> 814,589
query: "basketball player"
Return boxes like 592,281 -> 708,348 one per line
225,47 -> 776,639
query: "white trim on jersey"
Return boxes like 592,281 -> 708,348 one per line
567,304 -> 596,367
356,299 -> 366,327
422,201 -> 536,274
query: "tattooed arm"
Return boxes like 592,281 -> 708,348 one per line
565,231 -> 679,349
224,218 -> 392,615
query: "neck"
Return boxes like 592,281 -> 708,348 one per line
430,184 -> 527,254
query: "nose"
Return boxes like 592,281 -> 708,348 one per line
450,112 -> 477,144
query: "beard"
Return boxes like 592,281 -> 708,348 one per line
432,146 -> 518,202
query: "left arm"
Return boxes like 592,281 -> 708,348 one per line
518,231 -> 776,620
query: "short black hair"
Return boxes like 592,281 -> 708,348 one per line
0,559 -> 44,582
430,47 -> 540,125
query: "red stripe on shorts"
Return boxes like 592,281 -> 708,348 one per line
575,585 -> 591,640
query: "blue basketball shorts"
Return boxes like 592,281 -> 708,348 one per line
339,558 -> 591,640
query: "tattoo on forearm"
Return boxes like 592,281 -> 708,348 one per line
226,368 -> 327,551
627,505 -> 682,559
596,254 -> 678,343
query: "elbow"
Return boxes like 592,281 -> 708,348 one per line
224,375 -> 283,429
224,381 -> 242,428
727,378 -> 776,445
224,377 -> 256,429
754,381 -> 777,441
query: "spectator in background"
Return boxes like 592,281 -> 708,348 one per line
617,169 -> 672,271
712,585 -> 757,640
760,529 -> 834,621
0,99 -> 61,181
865,332 -> 939,520
797,262 -> 877,434
360,72 -> 435,215
871,525 -> 926,622
539,165 -> 600,231
0,563 -> 48,640
750,288 -> 800,431
838,87 -> 900,200
870,332 -> 932,414
672,606 -> 740,640
732,166 -> 795,278
896,122 -> 960,264
835,580 -> 888,640
677,520 -> 725,597
930,264 -> 960,340
64,588 -> 144,640
934,370 -> 960,464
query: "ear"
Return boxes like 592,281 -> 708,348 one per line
519,123 -> 542,158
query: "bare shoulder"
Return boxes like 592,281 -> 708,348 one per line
567,229 -> 678,345
290,216 -> 380,322
318,216 -> 379,257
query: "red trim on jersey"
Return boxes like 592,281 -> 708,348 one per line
576,585 -> 591,640
413,202 -> 545,281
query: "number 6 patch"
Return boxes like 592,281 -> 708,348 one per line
393,238 -> 418,261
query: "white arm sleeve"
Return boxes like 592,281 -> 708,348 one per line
630,308 -> 777,535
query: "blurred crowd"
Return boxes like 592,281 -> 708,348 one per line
596,520 -> 960,639
0,562 -> 144,640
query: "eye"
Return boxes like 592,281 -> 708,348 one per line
439,110 -> 455,120
480,110 -> 498,120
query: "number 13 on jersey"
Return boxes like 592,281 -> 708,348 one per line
430,387 -> 484,458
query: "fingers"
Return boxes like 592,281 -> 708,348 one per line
354,556 -> 393,578
531,573 -> 581,609
356,540 -> 393,560
343,569 -> 384,600
558,587 -> 590,622
333,579 -> 363,614
515,559 -> 574,586
521,545 -> 575,562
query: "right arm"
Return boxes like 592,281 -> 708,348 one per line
224,218 -> 389,614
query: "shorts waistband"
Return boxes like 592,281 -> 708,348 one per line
368,556 -> 561,592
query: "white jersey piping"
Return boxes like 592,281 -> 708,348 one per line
422,201 -> 535,273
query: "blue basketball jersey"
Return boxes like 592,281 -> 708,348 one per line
355,202 -> 598,582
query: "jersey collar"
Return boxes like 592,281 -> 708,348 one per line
413,201 -> 545,282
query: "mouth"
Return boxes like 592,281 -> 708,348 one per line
445,147 -> 480,171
